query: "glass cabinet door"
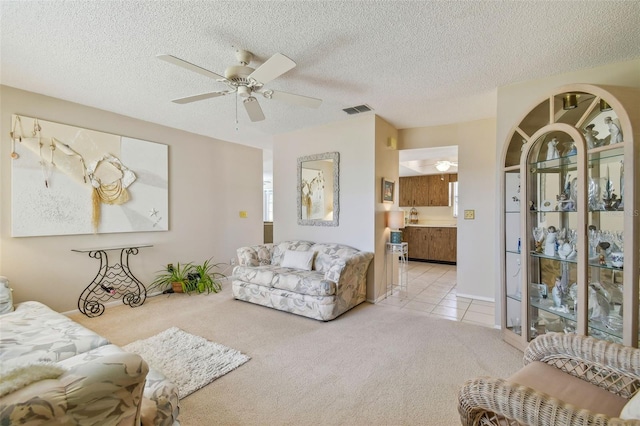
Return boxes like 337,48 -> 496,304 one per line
526,132 -> 580,341
585,147 -> 625,343
504,169 -> 522,336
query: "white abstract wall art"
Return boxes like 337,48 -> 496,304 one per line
10,114 -> 169,237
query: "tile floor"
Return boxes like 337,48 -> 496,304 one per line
377,260 -> 497,328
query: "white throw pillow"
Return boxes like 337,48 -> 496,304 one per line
621,391 -> 640,419
281,250 -> 315,271
0,363 -> 66,397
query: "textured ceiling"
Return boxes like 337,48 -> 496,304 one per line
2,1 -> 640,152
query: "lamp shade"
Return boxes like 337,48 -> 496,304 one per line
387,210 -> 405,230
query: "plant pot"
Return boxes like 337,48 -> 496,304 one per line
171,282 -> 184,293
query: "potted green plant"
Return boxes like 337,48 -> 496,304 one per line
192,258 -> 225,293
148,262 -> 193,293
148,259 -> 227,295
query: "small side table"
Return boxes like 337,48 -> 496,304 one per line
386,242 -> 408,297
72,245 -> 151,317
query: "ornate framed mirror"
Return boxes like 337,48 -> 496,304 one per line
297,152 -> 339,226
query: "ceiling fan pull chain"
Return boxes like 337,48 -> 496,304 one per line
235,92 -> 239,131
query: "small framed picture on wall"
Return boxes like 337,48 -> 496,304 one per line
382,178 -> 395,203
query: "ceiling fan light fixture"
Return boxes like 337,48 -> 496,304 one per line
237,86 -> 251,98
435,161 -> 451,172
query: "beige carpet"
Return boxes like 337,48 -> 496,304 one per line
69,282 -> 523,426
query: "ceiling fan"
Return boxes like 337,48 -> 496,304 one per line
157,49 -> 322,122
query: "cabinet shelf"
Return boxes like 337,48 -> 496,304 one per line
528,251 -> 626,272
507,292 -> 623,342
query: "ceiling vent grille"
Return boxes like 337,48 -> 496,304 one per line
342,104 -> 373,115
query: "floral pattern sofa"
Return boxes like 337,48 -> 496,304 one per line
232,241 -> 374,321
0,301 -> 179,425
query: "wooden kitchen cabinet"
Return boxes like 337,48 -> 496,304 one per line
398,176 -> 414,207
404,226 -> 429,259
399,174 -> 453,207
399,176 -> 427,207
403,226 -> 457,263
428,227 -> 457,262
427,174 -> 449,206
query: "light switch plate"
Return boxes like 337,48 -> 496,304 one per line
464,209 -> 475,220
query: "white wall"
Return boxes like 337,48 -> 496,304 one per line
272,114 -> 398,301
399,119 -> 497,301
0,85 -> 263,312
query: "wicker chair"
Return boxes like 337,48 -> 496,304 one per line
458,333 -> 640,425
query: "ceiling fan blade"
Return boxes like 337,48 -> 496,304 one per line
243,97 -> 265,122
248,53 -> 296,84
265,90 -> 322,109
157,54 -> 226,81
171,91 -> 231,104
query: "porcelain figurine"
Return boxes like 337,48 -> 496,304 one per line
552,283 -> 563,308
544,226 -> 557,257
583,124 -> 600,149
605,117 -> 623,144
558,242 -> 576,259
546,138 -> 560,160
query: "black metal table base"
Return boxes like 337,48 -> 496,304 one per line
74,247 -> 148,317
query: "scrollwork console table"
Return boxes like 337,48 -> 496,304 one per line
72,245 -> 151,317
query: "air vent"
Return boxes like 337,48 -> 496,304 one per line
342,104 -> 373,115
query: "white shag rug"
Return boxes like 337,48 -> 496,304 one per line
124,326 -> 250,398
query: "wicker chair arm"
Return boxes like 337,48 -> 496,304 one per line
524,333 -> 640,379
458,377 -> 640,426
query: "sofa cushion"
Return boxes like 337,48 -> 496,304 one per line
507,360 -> 627,418
281,250 -> 315,271
234,265 -> 279,287
233,265 -> 336,296
272,241 -> 315,266
621,390 -> 640,419
312,243 -> 360,273
0,301 -> 109,367
271,268 -> 335,296
237,245 -> 274,266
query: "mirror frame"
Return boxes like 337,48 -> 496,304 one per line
297,151 -> 340,226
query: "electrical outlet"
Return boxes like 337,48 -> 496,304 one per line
464,209 -> 475,220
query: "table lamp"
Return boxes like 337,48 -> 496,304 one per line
387,210 -> 405,244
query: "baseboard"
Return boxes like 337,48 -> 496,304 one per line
456,292 -> 495,303
407,258 -> 456,265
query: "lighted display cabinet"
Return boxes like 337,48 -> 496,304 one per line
501,84 -> 639,351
